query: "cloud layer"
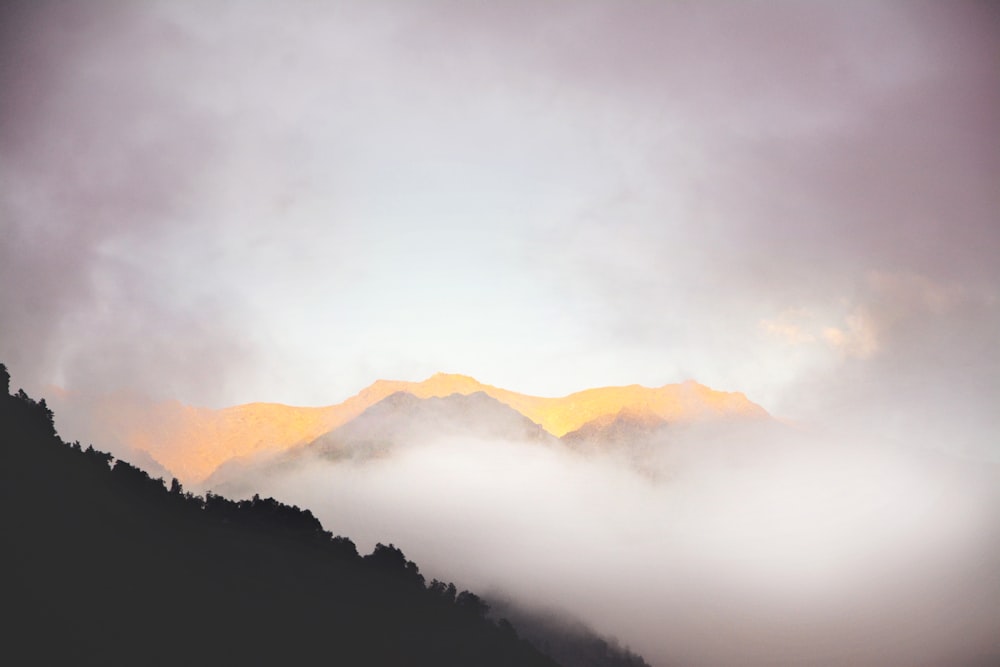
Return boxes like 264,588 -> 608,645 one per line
208,422 -> 1000,666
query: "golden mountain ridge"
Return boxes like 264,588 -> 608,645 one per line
90,373 -> 769,484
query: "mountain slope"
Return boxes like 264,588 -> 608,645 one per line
561,409 -> 670,449
310,391 -> 557,460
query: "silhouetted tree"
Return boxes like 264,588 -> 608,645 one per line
364,542 -> 425,588
457,590 -> 489,618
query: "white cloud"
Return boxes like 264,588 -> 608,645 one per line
822,309 -> 878,359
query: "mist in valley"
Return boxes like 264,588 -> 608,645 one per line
205,404 -> 1000,666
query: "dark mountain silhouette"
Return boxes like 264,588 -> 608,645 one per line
487,597 -> 651,667
0,363 -> 563,666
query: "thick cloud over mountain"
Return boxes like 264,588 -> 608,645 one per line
201,390 -> 1000,666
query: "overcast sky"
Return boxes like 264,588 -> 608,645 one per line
2,1 -> 998,458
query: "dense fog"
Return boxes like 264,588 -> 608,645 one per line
206,414 -> 1000,666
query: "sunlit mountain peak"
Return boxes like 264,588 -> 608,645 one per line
414,372 -> 489,395
64,374 -> 769,484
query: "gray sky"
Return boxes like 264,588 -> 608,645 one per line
2,1 -> 998,458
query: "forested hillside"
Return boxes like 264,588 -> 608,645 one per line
0,363 -> 562,667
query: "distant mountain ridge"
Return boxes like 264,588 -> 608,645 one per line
59,373 -> 769,483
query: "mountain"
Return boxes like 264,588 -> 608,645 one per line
310,391 -> 557,460
0,364 -> 575,667
562,409 -> 670,449
487,597 -> 650,667
206,390 -> 561,493
363,374 -> 768,438
54,372 -> 768,483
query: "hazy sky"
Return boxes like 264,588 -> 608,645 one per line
2,1 -> 998,456
3,4 -> 999,664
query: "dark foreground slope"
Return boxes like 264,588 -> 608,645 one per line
0,364 -> 561,667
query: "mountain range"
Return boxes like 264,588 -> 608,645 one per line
52,373 -> 769,484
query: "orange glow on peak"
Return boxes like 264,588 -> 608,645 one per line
95,373 -> 769,483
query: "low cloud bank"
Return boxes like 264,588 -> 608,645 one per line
206,425 -> 1000,666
